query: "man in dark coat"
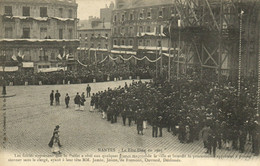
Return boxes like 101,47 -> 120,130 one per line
137,113 -> 144,135
127,109 -> 133,127
65,93 -> 70,108
74,92 -> 80,110
121,107 -> 127,126
55,90 -> 61,105
208,131 -> 217,157
86,84 -> 91,98
152,116 -> 158,138
50,90 -> 54,106
158,115 -> 163,137
178,121 -> 186,143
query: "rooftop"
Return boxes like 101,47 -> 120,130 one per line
0,0 -> 77,5
115,0 -> 173,10
78,22 -> 111,31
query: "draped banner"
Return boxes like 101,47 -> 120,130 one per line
77,54 -> 162,68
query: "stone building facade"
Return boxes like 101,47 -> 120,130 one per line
0,0 -> 79,72
77,23 -> 111,64
77,2 -> 114,65
111,0 -> 183,69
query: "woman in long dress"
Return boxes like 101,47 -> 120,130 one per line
80,92 -> 86,111
51,133 -> 61,154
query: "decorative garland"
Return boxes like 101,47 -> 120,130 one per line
99,56 -> 108,64
109,54 -> 162,63
77,59 -> 89,67
77,53 -> 164,68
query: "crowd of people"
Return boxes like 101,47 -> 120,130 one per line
1,62 -> 153,86
90,74 -> 259,157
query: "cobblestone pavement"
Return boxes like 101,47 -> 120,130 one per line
0,80 -> 259,163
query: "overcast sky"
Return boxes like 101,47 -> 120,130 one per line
76,0 -> 115,20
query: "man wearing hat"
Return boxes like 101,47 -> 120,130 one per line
50,90 -> 54,106
158,115 -> 163,137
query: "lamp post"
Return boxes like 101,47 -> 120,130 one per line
238,10 -> 244,96
2,50 -> 6,95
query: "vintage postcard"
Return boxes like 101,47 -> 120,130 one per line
0,0 -> 259,166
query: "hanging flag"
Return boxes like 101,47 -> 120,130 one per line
159,47 -> 162,55
12,55 -> 17,61
63,46 -> 66,58
17,51 -> 24,59
156,25 -> 160,34
57,54 -> 62,60
160,25 -> 164,35
65,54 -> 70,60
16,51 -> 24,63
178,19 -> 181,27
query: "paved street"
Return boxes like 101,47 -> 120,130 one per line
0,80 -> 259,162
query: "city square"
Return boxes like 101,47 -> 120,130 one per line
0,81 -> 258,159
0,0 -> 260,165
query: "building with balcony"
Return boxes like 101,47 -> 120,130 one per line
111,0 -> 183,72
77,22 -> 111,64
0,0 -> 80,73
77,2 -> 114,65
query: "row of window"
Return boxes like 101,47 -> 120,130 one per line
5,27 -> 73,39
113,25 -> 162,35
113,39 -> 162,47
113,7 -> 177,22
4,6 -> 73,18
79,33 -> 109,39
83,43 -> 108,49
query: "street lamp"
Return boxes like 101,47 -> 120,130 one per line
2,50 -> 6,95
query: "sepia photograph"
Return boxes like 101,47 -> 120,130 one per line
0,0 -> 259,165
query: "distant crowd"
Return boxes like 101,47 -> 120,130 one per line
1,63 -> 153,86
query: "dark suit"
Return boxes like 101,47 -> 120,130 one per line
50,92 -> 54,106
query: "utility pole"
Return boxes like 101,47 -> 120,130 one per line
238,10 -> 244,96
168,22 -> 172,82
177,19 -> 181,80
